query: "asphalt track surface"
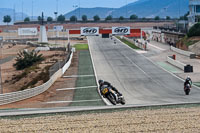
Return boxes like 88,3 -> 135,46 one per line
88,36 -> 200,105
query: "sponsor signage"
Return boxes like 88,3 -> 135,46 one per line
81,27 -> 99,36
53,26 -> 64,31
112,27 -> 130,35
18,28 -> 37,36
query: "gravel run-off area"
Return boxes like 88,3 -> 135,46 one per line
0,106 -> 200,132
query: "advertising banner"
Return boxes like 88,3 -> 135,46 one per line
81,27 -> 99,36
18,28 -> 38,36
112,27 -> 130,35
53,26 -> 64,31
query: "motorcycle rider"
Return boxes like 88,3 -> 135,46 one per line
184,76 -> 192,88
98,79 -> 122,97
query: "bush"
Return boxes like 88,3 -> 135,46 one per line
14,50 -> 44,70
187,23 -> 200,37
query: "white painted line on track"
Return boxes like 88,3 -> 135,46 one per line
115,36 -> 200,90
147,43 -> 165,51
57,86 -> 97,91
46,99 -> 102,104
135,50 -> 147,54
63,75 -> 94,78
87,36 -> 112,106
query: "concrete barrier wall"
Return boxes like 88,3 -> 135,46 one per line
167,56 -> 186,70
0,51 -> 73,106
170,46 -> 196,58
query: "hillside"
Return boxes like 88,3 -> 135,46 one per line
0,8 -> 28,25
64,0 -> 189,19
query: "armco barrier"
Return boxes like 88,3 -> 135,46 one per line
0,51 -> 73,106
170,46 -> 196,58
167,56 -> 186,70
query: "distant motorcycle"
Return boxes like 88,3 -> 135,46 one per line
184,83 -> 191,95
100,85 -> 125,105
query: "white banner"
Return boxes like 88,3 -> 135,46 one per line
112,27 -> 130,35
81,27 -> 99,36
53,26 -> 64,31
18,28 -> 38,36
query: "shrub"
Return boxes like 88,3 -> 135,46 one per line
187,23 -> 200,37
14,50 -> 44,70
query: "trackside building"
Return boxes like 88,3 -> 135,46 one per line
188,0 -> 200,27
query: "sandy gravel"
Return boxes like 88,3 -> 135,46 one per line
0,107 -> 200,132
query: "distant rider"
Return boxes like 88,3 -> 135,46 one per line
184,76 -> 192,88
98,79 -> 122,97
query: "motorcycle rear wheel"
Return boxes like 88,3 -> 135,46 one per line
107,94 -> 117,105
185,89 -> 190,95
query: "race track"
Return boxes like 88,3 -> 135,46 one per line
88,36 -> 200,105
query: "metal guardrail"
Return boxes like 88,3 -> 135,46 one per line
0,50 -> 73,106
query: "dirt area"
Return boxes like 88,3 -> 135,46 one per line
0,44 -> 68,93
0,50 -> 79,109
1,106 -> 200,132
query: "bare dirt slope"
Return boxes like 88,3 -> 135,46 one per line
0,106 -> 200,132
0,51 -> 79,109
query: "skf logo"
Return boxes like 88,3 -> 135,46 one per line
83,28 -> 97,34
114,27 -> 129,33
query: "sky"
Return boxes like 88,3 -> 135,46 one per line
1,0 -> 138,17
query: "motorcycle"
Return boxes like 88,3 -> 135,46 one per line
184,83 -> 191,95
100,85 -> 125,105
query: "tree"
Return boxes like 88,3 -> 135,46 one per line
38,16 -> 42,21
47,17 -> 53,22
179,12 -> 189,20
105,15 -> 112,21
57,15 -> 65,23
166,16 -> 171,20
82,15 -> 87,22
93,15 -> 100,21
119,16 -> 124,21
24,17 -> 30,22
187,23 -> 200,37
14,50 -> 44,70
154,16 -> 160,20
130,14 -> 138,20
3,15 -> 12,25
70,16 -> 77,22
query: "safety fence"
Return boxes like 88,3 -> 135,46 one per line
0,50 -> 74,106
123,37 -> 147,50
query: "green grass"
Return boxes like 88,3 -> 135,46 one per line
194,82 -> 200,87
70,51 -> 105,106
116,36 -> 140,49
73,44 -> 89,50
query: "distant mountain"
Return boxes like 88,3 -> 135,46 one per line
0,8 -> 28,25
64,7 -> 116,20
64,0 -> 189,19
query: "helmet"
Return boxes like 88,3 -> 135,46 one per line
98,79 -> 104,85
186,76 -> 190,81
